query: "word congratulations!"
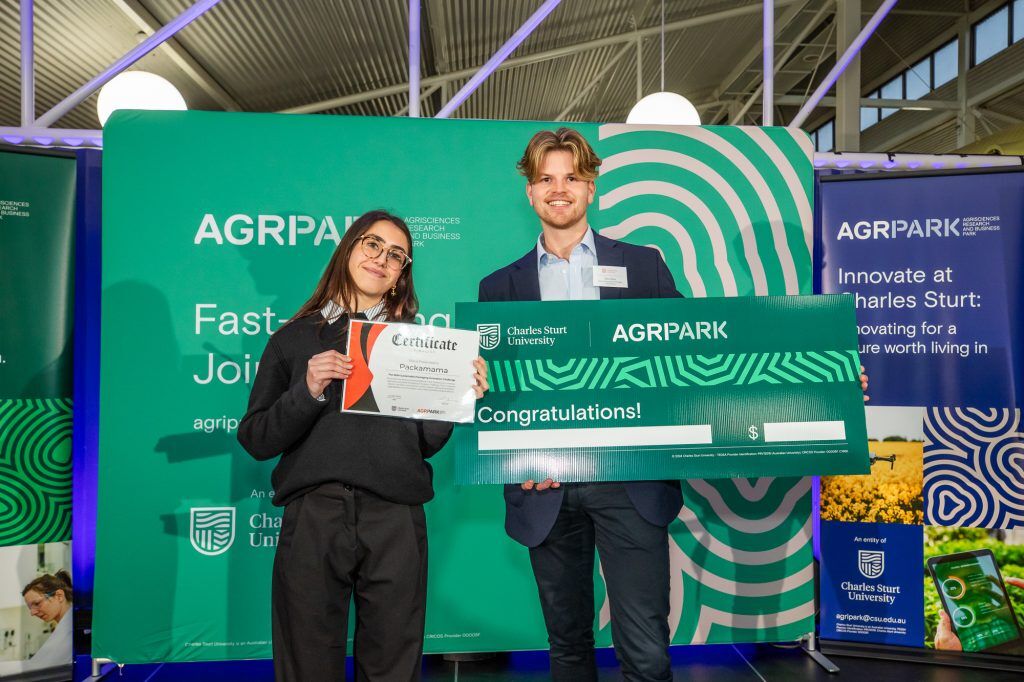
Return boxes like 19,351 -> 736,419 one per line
478,402 -> 641,428
612,321 -> 727,343
391,334 -> 459,350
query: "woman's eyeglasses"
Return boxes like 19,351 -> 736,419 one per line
358,236 -> 412,271
26,593 -> 53,611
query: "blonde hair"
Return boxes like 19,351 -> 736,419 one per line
516,127 -> 601,183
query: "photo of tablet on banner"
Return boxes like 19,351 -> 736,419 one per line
927,549 -> 1024,655
342,319 -> 480,423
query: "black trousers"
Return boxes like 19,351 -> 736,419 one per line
529,482 -> 672,682
272,483 -> 428,682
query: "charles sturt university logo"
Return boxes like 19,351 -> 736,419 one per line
477,323 -> 501,351
190,507 -> 236,556
857,550 -> 885,579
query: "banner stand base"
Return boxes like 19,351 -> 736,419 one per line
442,652 -> 494,662
801,633 -> 840,673
820,639 -> 1024,673
88,657 -> 117,680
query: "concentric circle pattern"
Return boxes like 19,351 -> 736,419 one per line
0,399 -> 73,546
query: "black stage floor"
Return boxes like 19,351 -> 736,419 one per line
76,644 -> 1024,681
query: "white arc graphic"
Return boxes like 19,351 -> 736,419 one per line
601,180 -> 738,295
599,148 -> 768,294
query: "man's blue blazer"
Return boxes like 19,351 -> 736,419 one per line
478,231 -> 685,547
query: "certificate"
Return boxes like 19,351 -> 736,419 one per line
454,295 -> 870,483
342,320 -> 479,423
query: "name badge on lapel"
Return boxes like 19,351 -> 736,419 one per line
592,265 -> 628,288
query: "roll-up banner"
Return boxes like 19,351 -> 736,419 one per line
0,149 -> 76,675
817,169 -> 1024,662
94,111 -> 818,662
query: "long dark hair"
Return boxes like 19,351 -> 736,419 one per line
291,210 -> 418,323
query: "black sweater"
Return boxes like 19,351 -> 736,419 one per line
237,313 -> 454,506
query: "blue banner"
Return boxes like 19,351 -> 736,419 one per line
818,169 -> 1024,407
819,520 -> 924,646
816,169 -> 1024,659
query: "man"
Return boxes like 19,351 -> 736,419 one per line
478,127 -> 681,682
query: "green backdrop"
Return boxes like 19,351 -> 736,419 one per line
94,111 -> 815,662
0,150 -> 75,547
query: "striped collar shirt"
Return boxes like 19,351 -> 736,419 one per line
320,298 -> 388,323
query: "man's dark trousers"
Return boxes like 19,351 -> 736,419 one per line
479,232 -> 683,682
530,483 -> 672,681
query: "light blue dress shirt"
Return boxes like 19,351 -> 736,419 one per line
536,227 -> 599,301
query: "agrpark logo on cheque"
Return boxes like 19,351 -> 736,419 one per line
858,550 -> 885,579
477,324 -> 501,350
190,507 -> 236,556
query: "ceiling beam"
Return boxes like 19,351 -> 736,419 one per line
966,59 -> 1024,109
869,111 -> 956,150
775,95 -> 959,110
834,0 -> 861,152
110,0 -> 240,111
790,0 -> 896,128
975,107 -> 1023,126
859,0 -> 1005,98
779,0 -> 1004,128
957,17 -> 974,147
394,83 -> 440,116
408,0 -> 421,117
763,0 -> 775,124
424,0 -> 455,110
871,9 -> 962,17
435,0 -> 563,118
280,0 -> 802,114
729,1 -> 835,124
557,41 -> 633,119
35,0 -> 223,127
713,0 -> 816,102
860,59 -> 1024,151
20,0 -> 34,125
782,0 -> 1007,140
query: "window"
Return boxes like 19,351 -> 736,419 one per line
933,39 -> 958,86
905,57 -> 932,99
860,107 -> 878,131
856,0 -> 1024,129
815,121 -> 834,153
880,76 -> 903,118
860,90 -> 880,131
973,6 -> 1010,64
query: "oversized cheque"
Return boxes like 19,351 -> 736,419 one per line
454,295 -> 869,484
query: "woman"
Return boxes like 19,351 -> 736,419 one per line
238,209 -> 487,682
21,571 -> 72,668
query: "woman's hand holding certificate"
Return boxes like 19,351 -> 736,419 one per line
305,350 -> 354,398
342,320 -> 482,423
